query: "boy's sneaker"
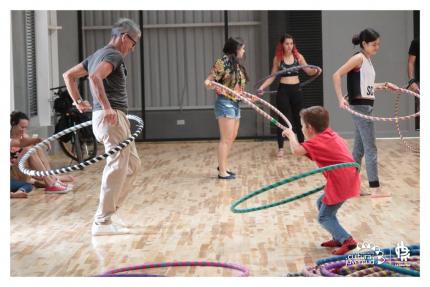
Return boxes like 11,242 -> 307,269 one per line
45,181 -> 72,194
91,222 -> 130,236
321,239 -> 342,248
332,236 -> 357,255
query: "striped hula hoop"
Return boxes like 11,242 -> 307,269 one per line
254,64 -> 322,95
301,266 -> 321,277
210,81 -> 292,130
100,261 -> 250,277
344,85 -> 420,122
231,162 -> 360,213
18,114 -> 144,177
319,256 -> 420,277
378,262 -> 420,277
315,245 -> 420,266
394,92 -> 419,153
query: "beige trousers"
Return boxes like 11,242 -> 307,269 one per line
92,110 -> 141,224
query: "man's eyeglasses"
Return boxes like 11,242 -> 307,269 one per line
123,33 -> 137,47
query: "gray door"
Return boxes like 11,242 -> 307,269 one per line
142,10 -> 270,140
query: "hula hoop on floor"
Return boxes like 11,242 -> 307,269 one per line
343,85 -> 420,122
100,261 -> 250,277
340,257 -> 420,277
394,92 -> 419,153
230,162 -> 360,213
303,245 -> 420,277
319,256 -> 420,277
98,274 -> 164,277
18,114 -> 144,177
301,266 -> 321,277
315,245 -> 420,266
378,262 -> 420,277
210,81 -> 292,130
254,64 -> 322,95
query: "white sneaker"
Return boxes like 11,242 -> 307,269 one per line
91,222 -> 130,236
111,213 -> 130,228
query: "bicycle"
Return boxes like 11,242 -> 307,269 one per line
50,85 -> 98,163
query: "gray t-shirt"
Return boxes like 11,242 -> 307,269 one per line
82,45 -> 128,114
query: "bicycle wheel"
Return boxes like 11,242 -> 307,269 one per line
59,130 -> 98,162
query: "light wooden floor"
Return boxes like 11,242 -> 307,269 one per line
10,138 -> 420,276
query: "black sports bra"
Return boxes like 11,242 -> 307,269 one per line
280,58 -> 299,77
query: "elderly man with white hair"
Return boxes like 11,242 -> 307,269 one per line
63,18 -> 142,236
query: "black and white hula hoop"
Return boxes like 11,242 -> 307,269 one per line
254,64 -> 322,94
18,115 -> 144,177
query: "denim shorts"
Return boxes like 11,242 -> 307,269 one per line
214,95 -> 240,119
10,179 -> 33,193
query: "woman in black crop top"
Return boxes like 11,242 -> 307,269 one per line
258,34 -> 318,157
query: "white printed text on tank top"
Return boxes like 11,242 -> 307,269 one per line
358,53 -> 376,100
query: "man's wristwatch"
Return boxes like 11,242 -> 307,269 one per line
73,98 -> 83,106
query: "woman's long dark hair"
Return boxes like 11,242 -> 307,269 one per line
352,28 -> 380,48
223,37 -> 249,82
10,111 -> 29,127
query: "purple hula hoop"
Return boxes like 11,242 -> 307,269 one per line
319,256 -> 420,277
301,266 -> 321,277
101,260 -> 250,277
254,64 -> 322,94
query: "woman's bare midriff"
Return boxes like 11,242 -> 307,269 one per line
279,75 -> 300,85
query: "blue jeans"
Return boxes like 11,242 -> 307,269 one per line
10,179 -> 33,193
351,105 -> 379,187
316,195 -> 350,243
214,95 -> 240,119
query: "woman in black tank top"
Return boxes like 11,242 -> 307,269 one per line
332,28 -> 399,198
257,34 -> 318,158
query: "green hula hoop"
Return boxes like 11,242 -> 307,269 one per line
378,262 -> 420,277
231,162 -> 360,213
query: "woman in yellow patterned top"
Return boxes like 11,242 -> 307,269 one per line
204,37 -> 249,179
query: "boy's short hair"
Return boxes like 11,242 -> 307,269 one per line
299,106 -> 329,133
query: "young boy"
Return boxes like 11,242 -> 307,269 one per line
282,106 -> 360,255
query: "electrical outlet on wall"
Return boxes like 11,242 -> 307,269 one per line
177,119 -> 185,125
